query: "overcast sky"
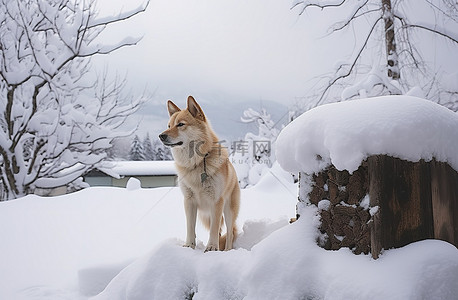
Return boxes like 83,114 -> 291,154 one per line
91,0 -> 328,137
94,0 -> 329,104
92,0 -> 457,138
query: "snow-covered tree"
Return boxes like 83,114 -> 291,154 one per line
0,0 -> 148,200
143,133 -> 154,161
129,135 -> 145,161
106,137 -> 132,160
292,0 -> 458,108
233,108 -> 279,188
152,139 -> 172,161
288,97 -> 318,123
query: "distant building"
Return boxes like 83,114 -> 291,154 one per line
84,161 -> 177,189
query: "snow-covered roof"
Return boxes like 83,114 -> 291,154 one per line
98,161 -> 177,179
276,96 -> 458,174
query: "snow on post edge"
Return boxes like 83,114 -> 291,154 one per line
276,96 -> 458,174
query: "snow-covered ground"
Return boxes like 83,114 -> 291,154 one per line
0,164 -> 296,299
1,162 -> 457,299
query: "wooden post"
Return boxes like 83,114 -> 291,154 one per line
431,160 -> 458,245
304,155 -> 457,258
368,155 -> 435,259
368,156 -> 382,259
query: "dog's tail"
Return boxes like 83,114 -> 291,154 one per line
219,226 -> 238,251
200,215 -> 238,250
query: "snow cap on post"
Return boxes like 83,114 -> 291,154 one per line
276,96 -> 458,174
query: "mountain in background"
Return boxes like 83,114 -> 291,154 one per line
130,94 -> 290,144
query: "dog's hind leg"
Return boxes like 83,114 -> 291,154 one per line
205,198 -> 224,252
223,187 -> 240,251
222,204 -> 234,250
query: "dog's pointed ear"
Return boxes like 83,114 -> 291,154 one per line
187,96 -> 206,121
167,100 -> 181,117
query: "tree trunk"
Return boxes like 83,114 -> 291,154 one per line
1,166 -> 19,201
382,0 -> 400,80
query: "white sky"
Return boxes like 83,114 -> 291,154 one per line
92,0 -> 458,138
93,0 -> 335,104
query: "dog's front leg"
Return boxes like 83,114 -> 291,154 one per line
205,198 -> 223,252
184,196 -> 197,249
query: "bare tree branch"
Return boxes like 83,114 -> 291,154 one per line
293,0 -> 457,109
329,0 -> 372,33
402,23 -> 458,43
292,0 -> 347,15
319,17 -> 384,104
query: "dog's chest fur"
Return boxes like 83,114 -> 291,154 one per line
174,149 -> 228,211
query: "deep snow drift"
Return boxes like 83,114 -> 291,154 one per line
276,96 -> 458,174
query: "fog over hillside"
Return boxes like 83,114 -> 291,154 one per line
131,94 -> 289,143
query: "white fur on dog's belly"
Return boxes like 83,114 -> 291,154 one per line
194,187 -> 218,212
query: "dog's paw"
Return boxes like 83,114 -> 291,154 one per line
204,244 -> 218,252
183,242 -> 196,249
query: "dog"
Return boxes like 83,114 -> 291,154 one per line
159,96 -> 240,252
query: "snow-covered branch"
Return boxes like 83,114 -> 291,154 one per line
88,1 -> 149,29
294,0 -> 457,107
79,36 -> 143,57
0,0 -> 148,200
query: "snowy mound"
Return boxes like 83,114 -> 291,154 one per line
0,167 -> 298,299
126,177 -> 142,190
276,96 -> 458,174
93,207 -> 458,300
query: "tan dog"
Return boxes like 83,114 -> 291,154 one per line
159,96 -> 240,251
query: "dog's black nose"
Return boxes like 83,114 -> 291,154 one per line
159,133 -> 168,142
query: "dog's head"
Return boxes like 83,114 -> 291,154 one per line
159,96 -> 208,149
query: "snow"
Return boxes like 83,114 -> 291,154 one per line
87,2 -> 149,28
99,160 -> 177,177
93,209 -> 458,300
0,0 -> 147,199
369,206 -> 379,217
276,96 -> 458,174
81,36 -> 142,56
341,64 -> 402,100
33,164 -> 87,189
360,194 -> 370,210
0,163 -> 456,299
0,166 -> 296,299
125,177 -> 142,191
317,199 -> 331,211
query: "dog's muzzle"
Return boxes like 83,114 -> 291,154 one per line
159,133 -> 168,142
159,133 -> 183,147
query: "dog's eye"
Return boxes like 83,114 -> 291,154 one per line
177,123 -> 185,127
